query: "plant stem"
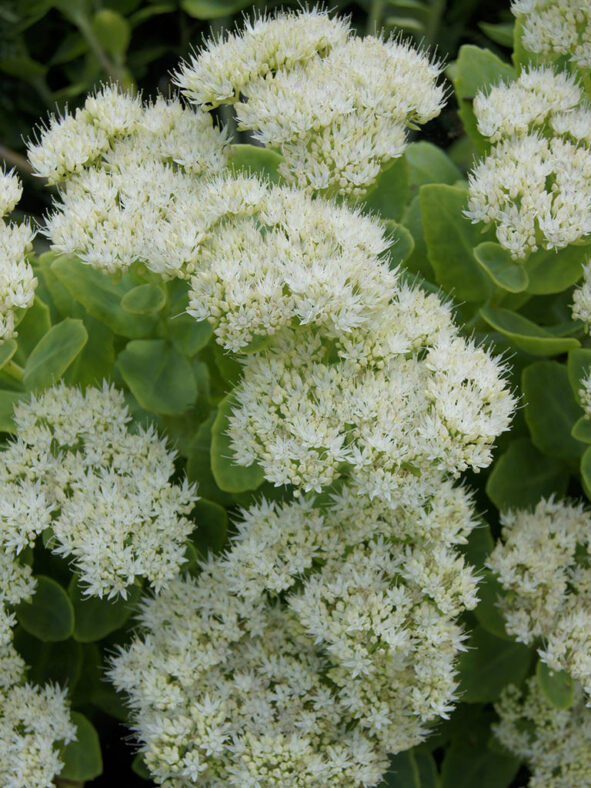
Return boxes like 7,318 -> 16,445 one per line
74,13 -> 134,90
425,0 -> 446,46
366,0 -> 385,35
0,144 -> 33,176
4,360 -> 24,382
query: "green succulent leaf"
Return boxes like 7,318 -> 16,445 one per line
486,438 -> 569,511
121,283 -> 167,314
479,306 -> 580,355
210,394 -> 265,493
457,626 -> 533,703
117,339 -> 197,415
17,576 -> 75,642
52,256 -> 157,338
473,242 -> 529,292
536,660 -> 575,710
522,361 -> 584,460
69,577 -> 142,643
59,712 -> 103,782
421,184 -> 494,302
364,156 -> 410,221
23,318 -> 88,391
228,144 -> 283,183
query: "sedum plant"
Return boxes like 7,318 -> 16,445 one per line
1,2 -> 591,787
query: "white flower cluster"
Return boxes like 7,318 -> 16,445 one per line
0,170 -> 37,341
495,677 -> 591,788
31,87 -> 230,277
176,9 -> 444,196
466,67 -> 591,259
111,482 -> 479,787
488,498 -> 591,697
0,382 -> 197,598
227,297 -> 514,501
512,0 -> 591,69
0,552 -> 75,788
188,184 -> 395,351
571,260 -> 591,327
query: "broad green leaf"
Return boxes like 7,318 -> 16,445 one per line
17,576 -> 75,642
52,256 -> 156,338
420,184 -> 493,302
525,244 -> 587,294
181,0 -> 252,19
364,157 -> 409,221
385,220 -> 415,267
132,753 -> 152,780
580,446 -> 591,499
405,141 -> 461,191
462,523 -> 494,567
479,21 -> 515,48
414,753 -> 439,788
451,46 -> 515,150
522,362 -> 583,459
69,577 -> 142,642
0,55 -> 47,80
480,306 -> 580,355
473,571 -> 510,640
567,348 -> 591,407
194,498 -> 228,554
572,417 -> 591,443
121,283 -> 166,314
486,438 -> 569,510
23,318 -> 88,391
37,252 -> 82,318
186,413 -> 234,506
13,629 -> 82,689
129,3 -> 175,26
474,242 -> 529,292
63,315 -> 115,387
536,660 -> 575,710
92,9 -> 130,61
211,394 -> 265,493
441,739 -> 519,788
0,390 -> 23,432
117,339 -> 197,415
13,296 -> 51,362
167,314 -> 212,356
0,340 -> 17,370
59,712 -> 103,782
400,195 -> 433,280
457,626 -> 532,702
381,750 -> 420,786
228,144 -> 283,183
213,343 -> 243,386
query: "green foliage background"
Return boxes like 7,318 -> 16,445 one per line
2,2 -> 585,787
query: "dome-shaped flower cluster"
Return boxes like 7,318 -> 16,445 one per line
495,676 -> 591,788
488,498 -> 591,698
176,9 -> 444,197
0,170 -> 36,342
465,67 -> 591,259
0,549 -> 74,788
0,383 -> 197,598
111,484 -> 480,786
512,0 -> 591,70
